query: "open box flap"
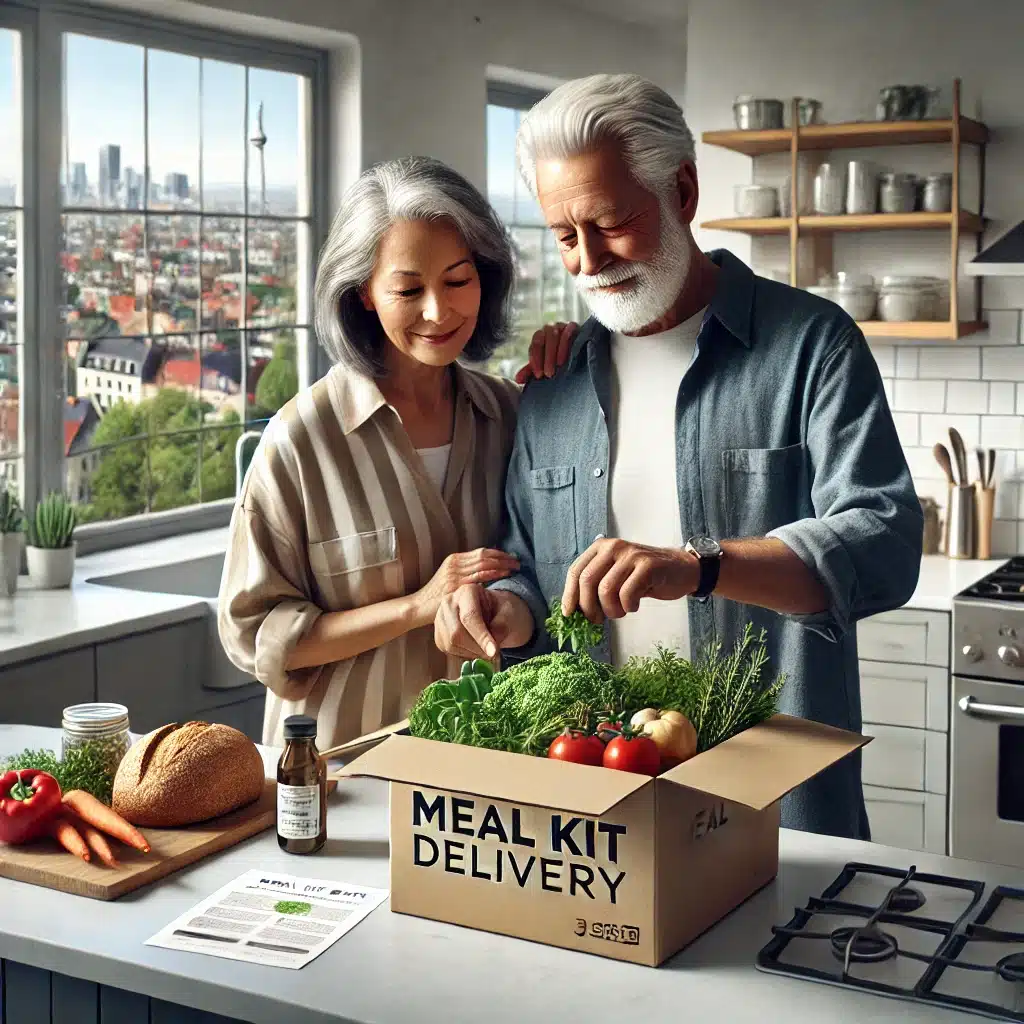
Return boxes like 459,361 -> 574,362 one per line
335,734 -> 652,817
659,714 -> 870,810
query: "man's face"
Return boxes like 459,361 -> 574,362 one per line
535,145 -> 694,333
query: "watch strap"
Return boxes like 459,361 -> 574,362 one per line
693,554 -> 721,601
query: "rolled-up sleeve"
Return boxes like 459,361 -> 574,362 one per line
768,326 -> 923,639
217,500 -> 323,701
487,434 -> 553,661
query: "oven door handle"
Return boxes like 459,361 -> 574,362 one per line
957,695 -> 1024,720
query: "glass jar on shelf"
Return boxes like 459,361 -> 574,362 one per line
61,702 -> 132,780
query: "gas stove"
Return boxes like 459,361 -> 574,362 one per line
757,862 -> 1024,1021
960,559 -> 1024,604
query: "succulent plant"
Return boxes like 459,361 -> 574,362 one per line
0,488 -> 23,534
27,492 -> 77,549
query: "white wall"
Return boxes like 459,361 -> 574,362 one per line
686,0 -> 1024,556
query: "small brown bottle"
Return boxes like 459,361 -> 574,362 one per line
277,715 -> 327,854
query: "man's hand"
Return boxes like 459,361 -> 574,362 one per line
515,321 -> 578,384
562,537 -> 699,622
434,585 -> 535,660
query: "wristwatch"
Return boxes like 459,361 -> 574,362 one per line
684,536 -> 723,601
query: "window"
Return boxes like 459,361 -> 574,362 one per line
1,3 -> 324,546
61,30 -> 315,525
0,27 -> 23,499
484,82 -> 582,379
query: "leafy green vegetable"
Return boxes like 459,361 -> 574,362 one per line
0,744 -> 117,804
544,600 -> 605,653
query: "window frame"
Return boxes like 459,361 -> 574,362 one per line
7,0 -> 329,554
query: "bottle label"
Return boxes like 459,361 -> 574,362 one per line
277,784 -> 321,840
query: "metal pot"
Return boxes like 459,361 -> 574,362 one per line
795,98 -> 823,126
877,85 -> 940,121
733,96 -> 785,130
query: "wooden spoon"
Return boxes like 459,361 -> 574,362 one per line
948,427 -> 969,487
976,448 -> 987,488
986,448 -> 997,488
933,442 -> 956,486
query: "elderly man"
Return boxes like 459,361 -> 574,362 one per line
435,74 -> 922,840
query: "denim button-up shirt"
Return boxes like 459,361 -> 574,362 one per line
490,249 -> 923,841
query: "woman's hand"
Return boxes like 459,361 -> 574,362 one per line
412,548 -> 520,628
515,321 -> 579,384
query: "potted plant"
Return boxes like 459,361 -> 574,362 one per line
26,492 -> 78,590
0,488 -> 23,597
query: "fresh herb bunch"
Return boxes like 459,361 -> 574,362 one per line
0,487 -> 22,534
544,599 -> 605,653
0,743 -> 116,804
27,492 -> 77,549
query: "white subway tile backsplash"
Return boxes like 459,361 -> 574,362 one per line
871,345 -> 896,377
883,378 -> 894,406
946,380 -> 989,414
918,347 -> 981,380
920,414 -> 982,448
1018,383 -> 1024,415
891,412 -> 920,447
894,379 -> 946,412
904,445 -> 948,481
991,382 -> 1017,414
977,310 -> 1022,346
983,348 -> 1024,381
896,347 -> 920,378
992,520 -> 1018,557
981,416 -> 1024,450
996,481 -> 1020,520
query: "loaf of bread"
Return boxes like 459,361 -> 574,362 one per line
112,721 -> 265,827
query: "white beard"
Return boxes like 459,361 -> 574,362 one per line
574,194 -> 691,334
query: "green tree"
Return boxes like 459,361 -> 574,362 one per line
253,340 -> 298,419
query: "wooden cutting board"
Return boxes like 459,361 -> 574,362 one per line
0,779 -> 276,901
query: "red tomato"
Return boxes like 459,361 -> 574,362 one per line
602,735 -> 661,776
547,731 -> 605,767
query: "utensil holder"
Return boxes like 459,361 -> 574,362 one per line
974,485 -> 995,561
946,485 -> 976,560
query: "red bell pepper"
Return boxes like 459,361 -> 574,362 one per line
0,769 -> 63,844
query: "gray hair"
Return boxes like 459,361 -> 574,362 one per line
314,156 -> 515,377
516,74 -> 695,200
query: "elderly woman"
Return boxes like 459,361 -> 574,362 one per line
218,156 -> 574,748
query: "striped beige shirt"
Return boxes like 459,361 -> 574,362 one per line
218,361 -> 520,749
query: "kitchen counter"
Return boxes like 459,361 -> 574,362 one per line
1,724 -> 1018,1024
0,529 -> 1005,670
908,555 -> 1007,613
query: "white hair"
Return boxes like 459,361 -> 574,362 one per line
515,74 -> 695,200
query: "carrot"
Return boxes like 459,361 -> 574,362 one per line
62,790 -> 150,854
48,815 -> 90,863
77,819 -> 119,868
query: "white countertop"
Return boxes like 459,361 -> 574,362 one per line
2,724 -> 1016,1023
908,554 -> 1007,612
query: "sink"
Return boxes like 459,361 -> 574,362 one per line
87,553 -> 253,691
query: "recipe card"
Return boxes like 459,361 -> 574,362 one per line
146,869 -> 389,969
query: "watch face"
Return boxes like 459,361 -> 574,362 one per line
689,536 -> 722,558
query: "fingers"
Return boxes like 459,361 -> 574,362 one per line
575,547 -> 618,623
556,321 -> 577,371
457,590 -> 498,660
562,542 -> 602,619
434,589 -> 490,660
529,331 -> 545,379
595,556 -> 637,619
543,324 -> 561,379
618,561 -> 654,615
515,363 -> 532,385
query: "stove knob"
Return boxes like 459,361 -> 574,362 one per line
998,644 -> 1023,667
962,644 -> 983,663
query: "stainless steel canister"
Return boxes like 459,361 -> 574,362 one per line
846,161 -> 878,215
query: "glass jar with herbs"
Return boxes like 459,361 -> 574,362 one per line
61,703 -> 132,782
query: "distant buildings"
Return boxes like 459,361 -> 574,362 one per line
75,335 -> 155,411
70,163 -> 88,203
164,173 -> 190,203
98,144 -> 120,206
63,397 -> 101,504
124,167 -> 143,209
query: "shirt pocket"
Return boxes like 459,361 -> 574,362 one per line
307,526 -> 398,578
722,443 -> 807,539
530,465 -> 580,564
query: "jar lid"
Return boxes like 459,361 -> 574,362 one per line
284,715 -> 318,740
924,172 -> 952,182
62,703 -> 129,730
881,274 -> 941,290
879,172 -> 916,184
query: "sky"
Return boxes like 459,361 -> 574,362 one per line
0,28 -> 304,202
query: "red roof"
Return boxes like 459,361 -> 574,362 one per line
160,357 -> 201,388
108,295 -> 136,318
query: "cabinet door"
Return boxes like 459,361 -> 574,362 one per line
0,648 -> 95,727
860,659 -> 949,731
864,785 -> 947,854
96,622 -> 205,733
862,724 -> 947,794
857,610 -> 950,668
203,694 -> 266,743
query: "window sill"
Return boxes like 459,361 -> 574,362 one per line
74,499 -> 235,556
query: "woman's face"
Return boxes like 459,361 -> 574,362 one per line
362,218 -> 482,371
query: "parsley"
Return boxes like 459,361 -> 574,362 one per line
1,744 -> 116,805
544,599 -> 605,653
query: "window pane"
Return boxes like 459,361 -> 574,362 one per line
148,50 -> 199,211
201,59 -> 245,213
0,29 -> 21,207
0,346 -> 19,477
248,220 -> 297,327
148,214 -> 200,333
201,217 -> 244,333
247,67 -> 304,216
0,212 -> 15,347
249,327 -> 299,420
65,35 -> 145,209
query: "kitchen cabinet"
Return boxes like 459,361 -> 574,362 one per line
863,784 -> 947,855
0,648 -> 95,726
857,609 -> 950,669
861,723 -> 948,793
202,692 -> 266,742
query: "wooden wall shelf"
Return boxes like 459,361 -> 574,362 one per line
702,116 -> 989,157
701,211 -> 985,235
700,79 -> 987,341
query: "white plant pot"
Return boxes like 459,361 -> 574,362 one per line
0,532 -> 22,597
27,542 -> 76,590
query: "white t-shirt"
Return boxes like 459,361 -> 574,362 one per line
417,444 -> 451,493
607,306 -> 707,666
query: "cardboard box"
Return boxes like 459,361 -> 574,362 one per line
337,714 -> 867,966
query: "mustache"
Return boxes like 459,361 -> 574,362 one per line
577,263 -> 639,290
